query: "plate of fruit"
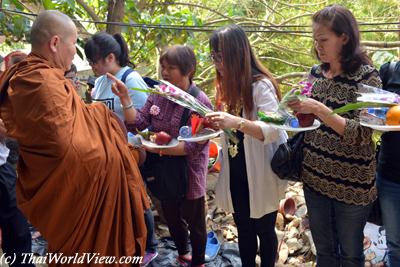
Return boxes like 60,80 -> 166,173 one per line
360,106 -> 400,131
258,111 -> 321,132
178,115 -> 222,142
136,130 -> 179,148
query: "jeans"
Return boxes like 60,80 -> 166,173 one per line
0,162 -> 34,267
144,208 -> 158,253
377,173 -> 400,267
304,186 -> 371,267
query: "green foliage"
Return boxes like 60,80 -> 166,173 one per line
0,0 -> 31,45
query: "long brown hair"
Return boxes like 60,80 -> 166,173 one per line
209,24 -> 280,115
313,5 -> 371,74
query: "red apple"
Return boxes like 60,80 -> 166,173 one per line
154,131 -> 172,145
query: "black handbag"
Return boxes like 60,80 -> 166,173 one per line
139,86 -> 200,200
271,132 -> 305,182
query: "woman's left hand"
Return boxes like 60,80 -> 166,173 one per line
205,112 -> 240,129
287,98 -> 321,115
107,73 -> 131,106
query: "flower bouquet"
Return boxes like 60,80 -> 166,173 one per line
279,80 -> 312,108
130,80 -> 238,143
258,79 -> 316,128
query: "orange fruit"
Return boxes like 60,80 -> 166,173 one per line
386,105 -> 400,125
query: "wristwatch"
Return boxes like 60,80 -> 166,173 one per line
237,119 -> 245,131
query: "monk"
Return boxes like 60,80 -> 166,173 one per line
0,10 -> 148,266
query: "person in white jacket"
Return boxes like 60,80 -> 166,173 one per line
206,24 -> 288,267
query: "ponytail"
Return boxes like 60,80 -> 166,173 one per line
84,31 -> 134,68
113,33 -> 134,68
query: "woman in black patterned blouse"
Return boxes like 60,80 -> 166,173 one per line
288,5 -> 381,267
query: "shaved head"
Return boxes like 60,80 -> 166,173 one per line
30,10 -> 76,50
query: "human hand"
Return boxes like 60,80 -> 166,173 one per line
0,119 -> 7,142
205,112 -> 240,129
287,98 -> 321,115
107,73 -> 132,106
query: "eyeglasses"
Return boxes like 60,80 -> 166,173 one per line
210,51 -> 223,63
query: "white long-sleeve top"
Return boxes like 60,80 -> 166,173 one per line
215,78 -> 288,218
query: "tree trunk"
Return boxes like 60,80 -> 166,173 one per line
106,0 -> 125,35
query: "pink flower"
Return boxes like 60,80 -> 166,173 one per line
150,105 -> 160,116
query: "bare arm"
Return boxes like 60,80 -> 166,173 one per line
143,141 -> 187,156
205,112 -> 265,140
107,73 -> 137,123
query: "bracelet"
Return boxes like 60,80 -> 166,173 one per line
121,102 -> 134,110
237,119 -> 245,131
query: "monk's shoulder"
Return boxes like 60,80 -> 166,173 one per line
13,59 -> 64,86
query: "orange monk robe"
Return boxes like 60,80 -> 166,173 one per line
0,53 -> 149,266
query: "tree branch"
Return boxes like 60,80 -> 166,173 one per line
365,46 -> 399,51
106,0 -> 124,34
362,41 -> 400,48
75,0 -> 101,22
278,13 -> 313,26
197,77 -> 214,88
198,64 -> 215,79
259,56 -> 311,70
152,1 -> 236,22
276,72 -> 307,83
273,0 -> 317,13
253,41 -> 313,57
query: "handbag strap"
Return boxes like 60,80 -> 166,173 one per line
179,86 -> 200,127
